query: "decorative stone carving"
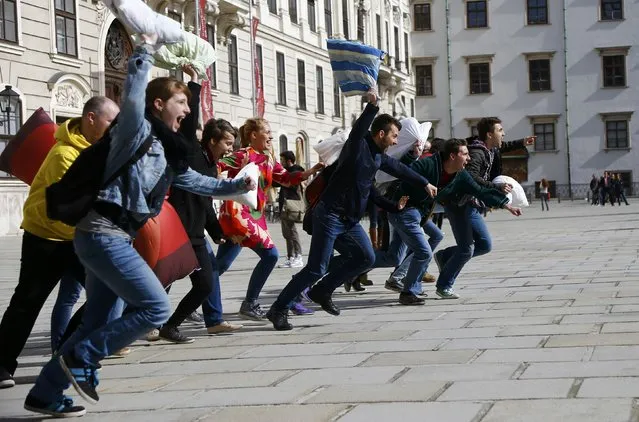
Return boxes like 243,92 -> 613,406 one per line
217,12 -> 247,45
403,12 -> 411,31
96,2 -> 108,26
105,24 -> 130,72
384,0 -> 391,15
358,0 -> 371,12
392,6 -> 401,25
54,85 -> 84,109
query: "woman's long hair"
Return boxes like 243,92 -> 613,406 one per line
541,178 -> 549,188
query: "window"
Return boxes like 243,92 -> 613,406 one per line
414,3 -> 431,30
533,123 -> 555,151
469,62 -> 491,94
307,0 -> 316,32
316,66 -> 324,114
206,24 -> 217,89
297,59 -> 306,110
375,14 -> 382,49
404,33 -> 409,74
276,52 -> 286,105
289,0 -> 298,23
529,59 -> 551,91
342,0 -> 349,39
168,11 -> 183,81
466,1 -> 488,28
333,79 -> 341,117
527,0 -> 548,24
471,125 -> 478,137
602,55 -> 626,87
256,44 -> 264,91
606,120 -> 628,148
385,22 -> 389,53
279,134 -> 288,154
357,8 -> 365,42
601,0 -> 623,20
410,99 -> 415,117
268,0 -> 277,14
228,34 -> 239,95
0,0 -> 17,42
394,26 -> 400,70
324,0 -> 332,37
416,65 -> 433,96
0,85 -> 21,178
55,0 -> 77,56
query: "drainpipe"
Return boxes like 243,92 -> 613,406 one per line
562,0 -> 573,199
445,0 -> 454,137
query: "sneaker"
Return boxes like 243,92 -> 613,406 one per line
106,347 -> 132,359
278,259 -> 292,268
266,308 -> 293,331
417,290 -> 428,297
185,311 -> 204,323
399,292 -> 426,306
422,272 -> 436,283
300,287 -> 312,303
59,354 -> 100,404
436,288 -> 460,299
239,300 -> 266,321
0,366 -> 15,389
146,328 -> 160,342
24,394 -> 86,417
385,279 -> 404,293
433,250 -> 445,273
159,325 -> 195,344
207,321 -> 243,334
290,302 -> 315,315
291,255 -> 304,268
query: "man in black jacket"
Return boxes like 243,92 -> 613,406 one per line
266,88 -> 436,330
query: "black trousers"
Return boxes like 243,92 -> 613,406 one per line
0,231 -> 85,375
165,243 -> 213,328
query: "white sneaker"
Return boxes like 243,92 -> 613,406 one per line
146,328 -> 160,341
278,259 -> 292,268
291,255 -> 304,268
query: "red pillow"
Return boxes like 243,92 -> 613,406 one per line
0,108 -> 57,185
134,201 -> 199,288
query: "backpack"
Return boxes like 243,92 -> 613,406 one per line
302,162 -> 338,235
46,122 -> 154,227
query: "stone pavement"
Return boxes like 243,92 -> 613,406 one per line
1,200 -> 638,421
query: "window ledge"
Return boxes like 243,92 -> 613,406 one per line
315,112 -> 326,119
275,103 -> 288,112
414,28 -> 434,32
211,89 -> 220,97
526,23 -> 551,26
416,94 -> 435,98
528,89 -> 554,93
0,42 -> 25,56
297,108 -> 309,116
332,115 -> 342,122
602,85 -> 628,90
465,26 -> 490,30
599,18 -> 625,22
530,149 -> 560,154
469,92 -> 493,96
230,94 -> 243,104
50,53 -> 83,68
604,147 -> 631,152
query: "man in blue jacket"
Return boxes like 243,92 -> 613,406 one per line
266,88 -> 436,330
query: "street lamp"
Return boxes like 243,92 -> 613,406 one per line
0,85 -> 21,135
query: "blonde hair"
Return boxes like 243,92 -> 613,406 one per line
238,118 -> 268,148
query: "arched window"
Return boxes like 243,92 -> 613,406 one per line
279,134 -> 288,155
0,85 -> 22,178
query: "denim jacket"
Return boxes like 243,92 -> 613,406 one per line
85,47 -> 246,227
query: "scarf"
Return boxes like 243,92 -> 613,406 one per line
145,110 -> 190,173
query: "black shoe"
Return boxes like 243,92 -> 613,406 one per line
185,311 -> 204,323
399,292 -> 426,306
352,279 -> 366,292
0,366 -> 15,389
307,289 -> 340,316
266,308 -> 293,331
344,280 -> 352,292
24,394 -> 86,417
384,279 -> 403,293
359,274 -> 373,286
239,300 -> 266,321
159,325 -> 195,344
58,353 -> 100,404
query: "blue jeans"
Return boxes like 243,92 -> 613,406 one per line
272,201 -> 375,309
28,230 -> 171,404
215,240 -> 279,303
372,208 -> 434,296
50,275 -> 83,353
202,240 -> 224,326
390,219 -> 444,283
436,205 -> 492,291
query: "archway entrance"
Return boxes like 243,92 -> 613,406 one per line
104,20 -> 133,105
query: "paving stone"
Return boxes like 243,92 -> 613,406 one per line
475,347 -> 590,363
407,327 -> 502,340
440,336 -> 545,350
578,377 -> 639,398
437,379 -> 574,401
228,333 -> 323,346
398,363 -> 519,382
158,370 -> 293,390
490,300 -> 571,309
337,402 -> 485,422
78,409 -> 215,422
361,350 -> 477,366
154,357 -> 273,375
545,333 -> 639,347
305,382 -> 447,404
497,324 -> 598,336
173,385 -> 314,407
238,342 -> 349,358
338,339 -> 444,354
91,390 -> 200,412
254,353 -> 373,371
520,361 -> 639,379
561,313 -> 639,324
311,330 -> 414,343
601,322 -> 639,333
525,305 -> 609,316
277,366 -> 405,389
140,345 -> 252,362
380,319 -> 470,331
481,399 -> 633,422
468,316 -> 556,327
591,346 -> 639,361
99,375 -> 187,393
202,404 -> 349,422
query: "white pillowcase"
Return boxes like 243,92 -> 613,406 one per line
103,0 -> 184,45
214,162 -> 259,209
492,175 -> 529,207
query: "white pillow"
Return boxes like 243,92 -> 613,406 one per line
213,162 -> 259,209
153,31 -> 216,79
313,129 -> 351,166
492,175 -> 529,207
103,0 -> 184,45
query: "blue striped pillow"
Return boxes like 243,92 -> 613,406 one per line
327,39 -> 385,96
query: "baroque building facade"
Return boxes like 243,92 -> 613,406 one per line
0,0 -> 415,235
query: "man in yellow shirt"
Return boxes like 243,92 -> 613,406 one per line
0,97 -> 119,389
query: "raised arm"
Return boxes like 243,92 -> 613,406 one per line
179,81 -> 201,142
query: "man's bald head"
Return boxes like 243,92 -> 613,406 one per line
80,96 -> 119,144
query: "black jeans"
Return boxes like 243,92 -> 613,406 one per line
0,231 -> 85,375
165,243 -> 213,328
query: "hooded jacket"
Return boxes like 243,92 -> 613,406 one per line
22,118 -> 91,241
